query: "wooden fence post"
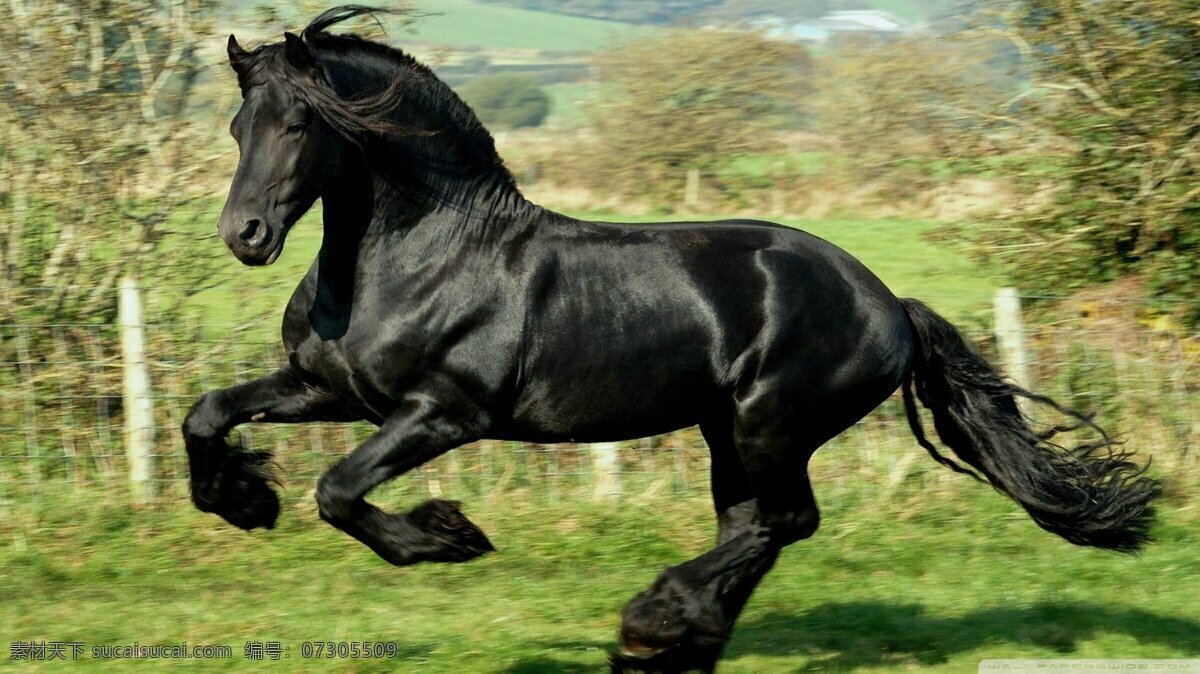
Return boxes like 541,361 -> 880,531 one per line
591,442 -> 622,501
993,288 -> 1032,391
684,168 -> 701,208
119,277 -> 155,503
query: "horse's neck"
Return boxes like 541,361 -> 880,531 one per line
317,167 -> 541,280
371,164 -> 541,242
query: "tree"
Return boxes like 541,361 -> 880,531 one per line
0,0 -> 235,483
579,28 -> 811,200
0,0 -> 228,326
457,74 -> 550,129
813,34 -> 1007,185
969,0 -> 1200,322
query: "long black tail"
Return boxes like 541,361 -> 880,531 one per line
899,298 -> 1160,553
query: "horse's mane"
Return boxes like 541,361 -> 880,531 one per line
239,5 -> 517,192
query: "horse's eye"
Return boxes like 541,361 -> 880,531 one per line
286,122 -> 307,135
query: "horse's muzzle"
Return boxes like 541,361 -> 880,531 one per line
221,217 -> 286,266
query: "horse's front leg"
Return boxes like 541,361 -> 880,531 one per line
183,365 -> 361,530
315,393 -> 494,566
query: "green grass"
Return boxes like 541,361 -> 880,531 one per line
406,0 -> 649,51
4,486 -> 1197,672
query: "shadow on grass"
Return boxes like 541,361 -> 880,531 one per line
726,601 -> 1200,669
499,638 -> 614,673
497,602 -> 1199,672
502,656 -> 598,673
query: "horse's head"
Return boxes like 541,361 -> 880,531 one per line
219,33 -> 351,266
218,5 -> 519,264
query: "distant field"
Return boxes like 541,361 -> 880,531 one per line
406,0 -> 648,51
470,0 -> 964,26
228,0 -> 649,52
226,0 -> 949,54
856,0 -> 931,22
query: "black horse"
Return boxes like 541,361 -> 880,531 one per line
183,7 -> 1160,672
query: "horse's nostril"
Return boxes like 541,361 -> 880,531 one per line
239,219 -> 266,245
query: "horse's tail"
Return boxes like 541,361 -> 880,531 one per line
898,297 -> 1160,553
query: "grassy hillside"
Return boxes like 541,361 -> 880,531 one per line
227,0 -> 649,52
860,0 -> 959,22
227,0 -> 957,55
407,0 -> 648,51
470,0 -> 969,27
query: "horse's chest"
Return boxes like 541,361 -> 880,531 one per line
282,288 -> 396,400
288,329 -> 411,414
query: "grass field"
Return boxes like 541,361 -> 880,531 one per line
4,483 -> 1197,672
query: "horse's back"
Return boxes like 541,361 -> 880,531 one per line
579,216 -> 911,364
501,216 -> 912,440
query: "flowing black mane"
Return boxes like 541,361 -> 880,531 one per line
233,5 -> 517,193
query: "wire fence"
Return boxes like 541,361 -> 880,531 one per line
1,285 -> 1196,510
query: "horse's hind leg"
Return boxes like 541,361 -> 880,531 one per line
612,415 -> 821,673
183,366 -> 360,530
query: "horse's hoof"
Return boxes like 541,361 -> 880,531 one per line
409,499 -> 495,562
217,478 -> 280,531
608,645 -> 719,673
192,450 -> 280,530
615,575 -> 728,673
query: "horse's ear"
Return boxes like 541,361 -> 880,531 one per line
227,34 -> 249,72
283,31 -> 316,72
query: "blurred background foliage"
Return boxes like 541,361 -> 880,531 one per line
456,73 -> 551,129
955,0 -> 1200,323
0,0 -> 229,327
538,29 -> 812,203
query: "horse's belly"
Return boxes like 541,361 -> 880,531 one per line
502,368 -> 709,443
